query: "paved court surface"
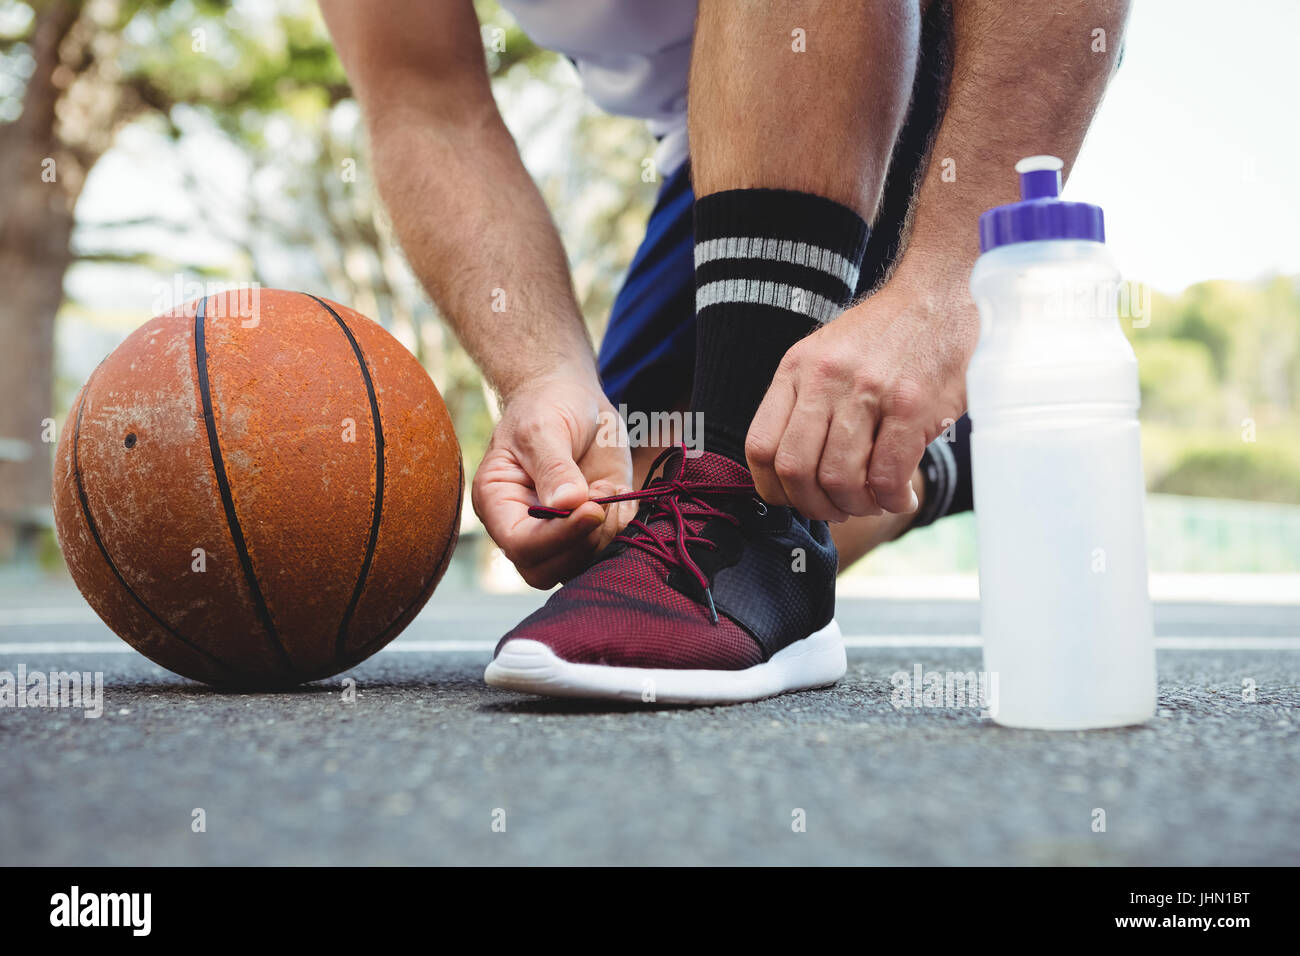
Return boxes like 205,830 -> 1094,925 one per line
1,576 -> 1297,865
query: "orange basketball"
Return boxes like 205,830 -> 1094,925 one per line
52,289 -> 462,687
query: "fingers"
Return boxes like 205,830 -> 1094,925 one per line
470,378 -> 636,589
513,420 -> 589,510
504,482 -> 631,589
748,371 -> 928,520
514,550 -> 589,591
746,373 -> 796,506
818,404 -> 883,517
511,509 -> 607,588
506,500 -> 607,567
472,452 -> 599,579
866,415 -> 925,514
473,442 -> 635,589
587,478 -> 636,549
772,399 -> 847,521
749,364 -> 852,521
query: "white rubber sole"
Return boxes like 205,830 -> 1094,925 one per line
484,619 -> 846,705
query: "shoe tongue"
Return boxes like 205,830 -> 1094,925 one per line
673,449 -> 755,486
633,450 -> 756,547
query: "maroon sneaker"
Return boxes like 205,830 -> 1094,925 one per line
483,447 -> 845,704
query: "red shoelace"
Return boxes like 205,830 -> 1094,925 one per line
528,447 -> 756,623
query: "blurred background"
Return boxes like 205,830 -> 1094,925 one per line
1,0 -> 1297,591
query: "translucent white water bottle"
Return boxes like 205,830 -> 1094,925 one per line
967,155 -> 1155,730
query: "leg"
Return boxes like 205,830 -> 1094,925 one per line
490,6 -> 941,701
633,0 -> 964,569
687,0 -> 921,469
689,0 -> 918,213
833,0 -> 961,567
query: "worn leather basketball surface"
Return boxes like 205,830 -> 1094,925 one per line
52,289 -> 462,687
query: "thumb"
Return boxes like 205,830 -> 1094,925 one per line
515,426 -> 590,510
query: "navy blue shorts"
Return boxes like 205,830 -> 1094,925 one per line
597,2 -> 953,417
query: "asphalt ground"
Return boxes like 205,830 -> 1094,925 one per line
1,579 -> 1297,865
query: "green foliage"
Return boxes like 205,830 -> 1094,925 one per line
115,0 -> 349,132
474,0 -> 545,75
1132,275 -> 1300,502
1133,337 -> 1218,426
1168,283 -> 1233,377
36,525 -> 65,573
1154,440 -> 1300,504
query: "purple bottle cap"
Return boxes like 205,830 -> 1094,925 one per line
978,156 -> 1105,252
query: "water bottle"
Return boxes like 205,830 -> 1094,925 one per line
966,155 -> 1156,730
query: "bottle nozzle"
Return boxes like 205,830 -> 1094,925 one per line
1015,155 -> 1064,200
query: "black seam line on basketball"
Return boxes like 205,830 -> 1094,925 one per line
70,373 -> 238,679
349,458 -> 462,662
305,294 -> 385,661
193,295 -> 294,676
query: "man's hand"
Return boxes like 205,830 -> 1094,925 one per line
746,273 -> 978,521
472,372 -> 636,589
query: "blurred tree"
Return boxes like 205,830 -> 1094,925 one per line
1132,337 -> 1218,427
0,0 -> 351,559
1154,443 -> 1300,505
1129,275 -> 1300,500
1169,283 -> 1233,380
0,0 -> 97,560
0,0 -> 655,562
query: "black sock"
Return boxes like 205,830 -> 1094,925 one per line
912,412 -> 973,528
689,189 -> 870,463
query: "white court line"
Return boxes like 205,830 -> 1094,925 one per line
840,635 -> 1300,651
847,635 -> 979,648
1,608 -> 99,625
1,635 -> 1298,655
6,572 -> 1300,627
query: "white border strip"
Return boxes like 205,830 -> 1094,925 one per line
2,608 -> 100,625
835,574 -> 1300,605
1,635 -> 1297,655
841,634 -> 1300,650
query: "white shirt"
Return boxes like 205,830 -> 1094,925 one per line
497,0 -> 698,175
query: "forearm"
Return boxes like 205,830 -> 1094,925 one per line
895,0 -> 1130,299
371,107 -> 596,399
320,0 -> 595,402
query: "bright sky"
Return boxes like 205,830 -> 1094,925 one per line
1066,0 -> 1300,292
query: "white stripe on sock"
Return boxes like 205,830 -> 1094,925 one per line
694,237 -> 860,292
696,278 -> 843,324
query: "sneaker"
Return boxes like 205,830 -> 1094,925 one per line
483,446 -> 845,704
